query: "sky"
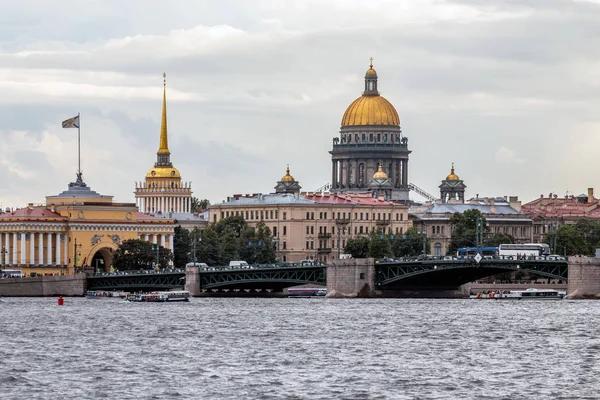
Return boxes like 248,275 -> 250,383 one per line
1,0 -> 600,209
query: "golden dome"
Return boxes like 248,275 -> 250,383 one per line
146,166 -> 181,179
341,95 -> 400,126
373,164 -> 388,180
446,163 -> 460,181
365,67 -> 377,77
281,166 -> 295,183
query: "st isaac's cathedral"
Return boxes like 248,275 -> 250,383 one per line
330,60 -> 411,202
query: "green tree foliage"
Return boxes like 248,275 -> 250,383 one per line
216,215 -> 247,237
173,226 -> 191,268
344,237 -> 370,258
219,225 -> 239,263
391,227 -> 429,257
447,209 -> 488,255
368,231 -> 393,258
112,239 -> 172,271
190,197 -> 211,213
542,219 -> 600,256
484,233 -> 515,248
199,225 -> 220,266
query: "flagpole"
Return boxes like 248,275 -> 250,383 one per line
78,112 -> 81,176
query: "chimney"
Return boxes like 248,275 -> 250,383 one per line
28,203 -> 34,210
50,204 -> 55,212
588,188 -> 594,203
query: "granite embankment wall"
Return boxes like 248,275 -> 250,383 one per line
326,258 -> 376,298
568,256 -> 600,299
0,274 -> 87,297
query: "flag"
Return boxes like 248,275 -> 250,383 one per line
62,115 -> 79,129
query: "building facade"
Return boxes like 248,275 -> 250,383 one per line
522,188 -> 600,244
330,61 -> 411,201
208,169 -> 411,263
0,175 -> 175,276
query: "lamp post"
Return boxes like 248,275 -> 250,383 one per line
73,238 -> 82,274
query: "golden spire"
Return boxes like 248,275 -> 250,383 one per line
158,72 -> 170,155
446,162 -> 460,181
370,57 -> 373,68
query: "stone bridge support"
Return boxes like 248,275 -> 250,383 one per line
326,258 -> 376,298
185,265 -> 201,296
568,256 -> 600,299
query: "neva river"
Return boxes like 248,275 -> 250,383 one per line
1,297 -> 599,399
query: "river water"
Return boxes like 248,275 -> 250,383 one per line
0,297 -> 598,399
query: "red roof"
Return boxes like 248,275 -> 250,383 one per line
0,207 -> 63,219
522,196 -> 600,219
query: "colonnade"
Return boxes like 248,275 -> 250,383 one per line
332,159 -> 408,189
0,232 -> 68,267
136,196 -> 192,214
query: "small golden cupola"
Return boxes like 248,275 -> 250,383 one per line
373,164 -> 389,180
281,166 -> 295,183
446,163 -> 460,181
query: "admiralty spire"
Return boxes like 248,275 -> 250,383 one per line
135,73 -> 193,214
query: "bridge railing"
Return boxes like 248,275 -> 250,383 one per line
376,255 -> 568,263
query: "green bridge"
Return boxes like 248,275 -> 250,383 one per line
86,258 -> 568,292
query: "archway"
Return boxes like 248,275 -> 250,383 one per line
91,248 -> 114,274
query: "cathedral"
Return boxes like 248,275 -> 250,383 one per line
330,60 -> 411,202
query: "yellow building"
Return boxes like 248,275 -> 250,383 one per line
0,175 -> 175,276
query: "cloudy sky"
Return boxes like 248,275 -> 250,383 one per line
1,0 -> 600,209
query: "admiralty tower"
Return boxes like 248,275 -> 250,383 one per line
134,74 -> 193,214
330,60 -> 411,202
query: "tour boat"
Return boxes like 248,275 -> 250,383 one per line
288,287 -> 327,297
126,290 -> 190,303
86,290 -> 128,298
471,288 -> 565,300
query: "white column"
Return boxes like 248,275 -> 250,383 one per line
153,234 -> 158,244
12,233 -> 18,266
47,233 -> 53,265
29,233 -> 35,266
63,236 -> 68,267
38,233 -> 44,265
55,234 -> 61,266
20,232 -> 26,265
160,234 -> 166,247
4,233 -> 9,265
145,234 -> 149,241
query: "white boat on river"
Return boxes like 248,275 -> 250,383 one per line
126,290 -> 190,303
471,288 -> 565,300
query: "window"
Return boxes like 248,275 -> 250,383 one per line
310,241 -> 314,249
306,226 -> 310,234
260,211 -> 264,220
283,241 -> 287,250
324,212 -> 327,219
270,210 -> 273,219
319,212 -> 323,219
275,210 -> 278,219
396,213 -> 399,221
354,226 -> 357,234
306,241 -> 309,249
332,227 -> 335,235
273,227 -> 277,236
283,255 -> 287,262
434,243 -> 442,256
213,215 -> 217,222
310,226 -> 314,234
400,214 -> 403,221
319,226 -> 323,234
359,226 -> 363,234
250,210 -> 254,220
221,211 -> 224,219
311,212 -> 314,220
306,212 -> 310,220
283,226 -> 287,235
377,213 -> 381,221
360,213 -> 363,220
366,227 -> 369,234
283,212 -> 287,220
245,211 -> 249,220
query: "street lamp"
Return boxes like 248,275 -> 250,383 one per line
1,246 -> 7,271
73,238 -> 82,274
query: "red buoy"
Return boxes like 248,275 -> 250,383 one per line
58,296 -> 64,306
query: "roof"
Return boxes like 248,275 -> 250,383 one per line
0,207 -> 63,219
219,194 -> 315,206
410,202 -> 522,217
141,211 -> 206,221
522,196 -> 600,219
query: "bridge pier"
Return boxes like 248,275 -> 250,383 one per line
568,256 -> 600,299
185,265 -> 201,296
326,258 -> 376,298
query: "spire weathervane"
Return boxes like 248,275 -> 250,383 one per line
370,57 -> 373,68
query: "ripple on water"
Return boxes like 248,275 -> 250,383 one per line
0,298 -> 599,399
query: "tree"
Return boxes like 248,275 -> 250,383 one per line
447,209 -> 488,255
344,237 -> 370,258
112,239 -> 172,271
254,222 -> 277,264
219,225 -> 239,264
190,197 -> 211,213
199,225 -> 220,265
551,224 -> 587,256
368,231 -> 393,258
216,215 -> 247,238
391,227 -> 428,257
173,226 -> 191,268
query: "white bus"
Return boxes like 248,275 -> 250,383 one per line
498,243 -> 550,257
0,269 -> 26,278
